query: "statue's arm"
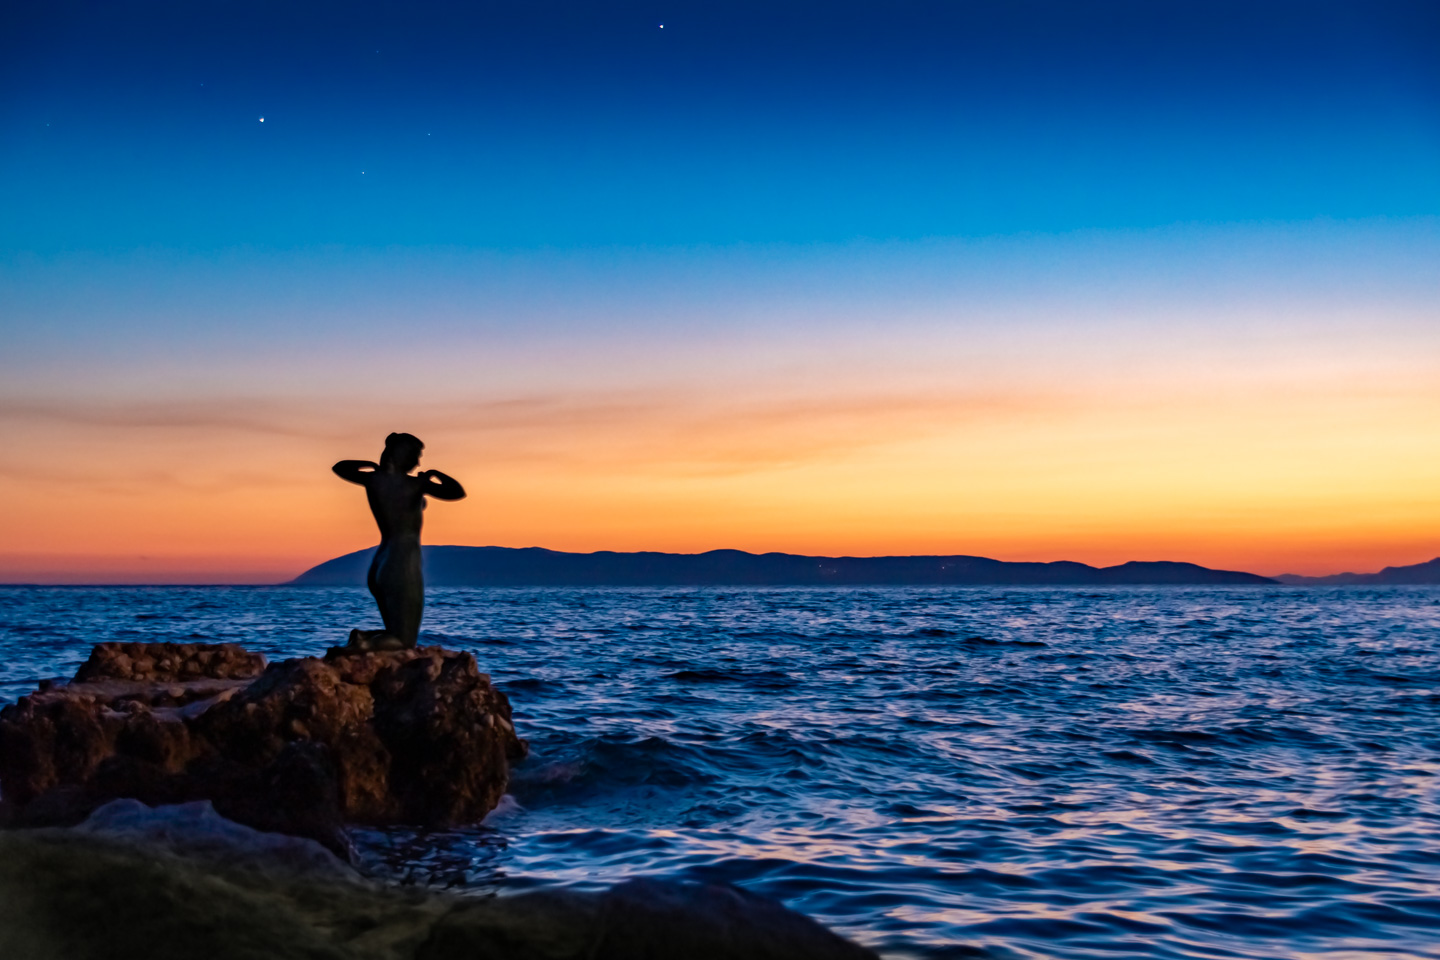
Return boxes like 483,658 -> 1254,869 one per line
420,470 -> 466,501
332,460 -> 378,485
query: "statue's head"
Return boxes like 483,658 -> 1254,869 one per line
380,432 -> 424,473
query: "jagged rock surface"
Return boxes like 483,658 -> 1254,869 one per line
74,640 -> 268,683
0,642 -> 526,852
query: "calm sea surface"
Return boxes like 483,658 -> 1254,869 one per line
2,585 -> 1439,959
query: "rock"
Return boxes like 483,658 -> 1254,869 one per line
0,802 -> 881,959
77,797 -> 357,877
421,877 -> 881,960
0,816 -> 440,960
599,877 -> 877,959
75,641 -> 267,683
0,642 -> 526,854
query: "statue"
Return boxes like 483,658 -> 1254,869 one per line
333,433 -> 466,650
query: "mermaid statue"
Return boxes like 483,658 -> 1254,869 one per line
332,433 -> 466,650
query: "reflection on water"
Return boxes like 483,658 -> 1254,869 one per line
3,585 -> 1440,959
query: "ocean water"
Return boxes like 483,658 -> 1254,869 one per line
2,585 -> 1439,959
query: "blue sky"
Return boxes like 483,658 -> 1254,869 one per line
4,0 -> 1438,251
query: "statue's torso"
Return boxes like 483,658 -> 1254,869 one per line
366,473 -> 426,542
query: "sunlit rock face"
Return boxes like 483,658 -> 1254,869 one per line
0,642 -> 526,854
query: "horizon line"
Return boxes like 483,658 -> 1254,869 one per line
4,544 -> 1436,587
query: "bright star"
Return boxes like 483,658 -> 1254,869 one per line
259,117 -> 264,122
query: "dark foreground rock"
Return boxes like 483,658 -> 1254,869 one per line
0,642 -> 526,854
0,800 -> 879,960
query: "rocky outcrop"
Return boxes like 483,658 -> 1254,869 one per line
0,642 -> 526,854
420,875 -> 883,959
0,799 -> 880,960
73,640 -> 268,682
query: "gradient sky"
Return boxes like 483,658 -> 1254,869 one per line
2,1 -> 1438,582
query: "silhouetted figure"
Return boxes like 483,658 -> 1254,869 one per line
333,433 -> 465,650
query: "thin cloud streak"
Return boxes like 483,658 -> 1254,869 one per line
2,223 -> 1437,579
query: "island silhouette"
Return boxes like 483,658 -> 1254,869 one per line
292,546 -> 1276,587
1275,556 -> 1440,585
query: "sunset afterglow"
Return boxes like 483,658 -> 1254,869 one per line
2,3 -> 1437,582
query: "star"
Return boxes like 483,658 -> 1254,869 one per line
259,117 -> 265,122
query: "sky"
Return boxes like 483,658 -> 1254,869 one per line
2,0 -> 1438,582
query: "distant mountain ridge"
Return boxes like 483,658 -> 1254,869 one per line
291,546 -> 1276,587
1275,557 -> 1440,586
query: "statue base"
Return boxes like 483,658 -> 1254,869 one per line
0,641 -> 526,858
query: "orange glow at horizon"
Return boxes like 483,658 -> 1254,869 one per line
2,363 -> 1436,582
4,224 -> 1438,583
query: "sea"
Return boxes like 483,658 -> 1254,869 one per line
2,585 -> 1439,959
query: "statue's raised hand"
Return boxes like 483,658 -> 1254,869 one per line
419,469 -> 466,501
